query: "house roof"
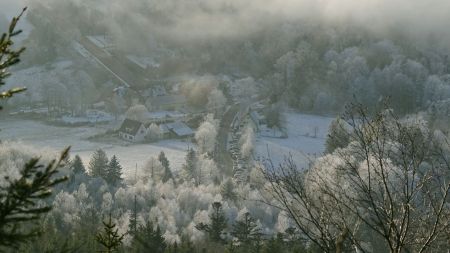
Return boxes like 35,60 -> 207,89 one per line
126,55 -> 160,69
147,95 -> 187,107
159,124 -> 171,134
161,122 -> 194,137
119,119 -> 144,136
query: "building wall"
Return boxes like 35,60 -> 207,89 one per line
119,125 -> 147,142
133,125 -> 147,142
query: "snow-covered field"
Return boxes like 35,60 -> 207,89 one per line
0,111 -> 333,178
0,118 -> 192,178
255,112 -> 334,169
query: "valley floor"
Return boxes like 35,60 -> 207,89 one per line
0,111 -> 334,178
0,118 -> 192,178
255,111 -> 334,169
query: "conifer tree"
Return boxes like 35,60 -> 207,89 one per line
89,149 -> 109,179
0,8 -> 27,104
221,178 -> 237,202
158,151 -> 173,183
0,148 -> 70,248
195,202 -> 228,243
128,195 -> 138,237
106,155 -> 123,185
182,147 -> 197,182
0,9 -> 69,249
134,220 -> 166,253
96,213 -> 124,253
71,155 -> 86,175
231,212 -> 262,251
179,234 -> 195,253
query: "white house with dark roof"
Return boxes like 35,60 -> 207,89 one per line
118,119 -> 147,142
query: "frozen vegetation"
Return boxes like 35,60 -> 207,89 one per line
1,0 -> 450,253
0,119 -> 192,177
255,112 -> 334,168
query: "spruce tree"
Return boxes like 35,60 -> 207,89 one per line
0,9 -> 68,249
134,220 -> 166,253
221,178 -> 237,202
128,195 -> 138,237
0,8 -> 27,104
71,155 -> 86,175
89,149 -> 109,179
158,151 -> 173,183
195,202 -> 228,243
96,213 -> 124,253
106,155 -> 123,185
231,212 -> 262,251
182,147 -> 197,183
0,148 -> 70,248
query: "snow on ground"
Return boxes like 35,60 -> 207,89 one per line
255,112 -> 334,169
0,118 -> 192,178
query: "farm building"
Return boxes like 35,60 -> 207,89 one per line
160,121 -> 194,139
118,118 -> 147,142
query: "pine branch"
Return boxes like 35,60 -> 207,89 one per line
0,7 -> 27,107
0,147 -> 70,248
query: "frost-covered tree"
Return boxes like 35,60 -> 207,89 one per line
231,211 -> 263,252
196,154 -> 219,185
207,88 -> 227,116
220,178 -> 237,202
125,104 -> 149,123
263,102 -> 450,253
182,147 -> 197,183
143,157 -> 165,182
233,77 -> 258,100
422,75 -> 450,106
181,75 -> 219,108
89,149 -> 109,179
147,123 -> 162,141
195,114 -> 219,154
158,151 -> 173,183
195,202 -> 228,243
71,155 -> 86,175
106,155 -> 123,186
239,126 -> 255,159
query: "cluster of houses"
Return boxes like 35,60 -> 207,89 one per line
118,118 -> 194,143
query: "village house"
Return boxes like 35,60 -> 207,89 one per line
118,118 -> 147,142
159,121 -> 194,139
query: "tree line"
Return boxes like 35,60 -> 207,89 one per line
2,8 -> 450,253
